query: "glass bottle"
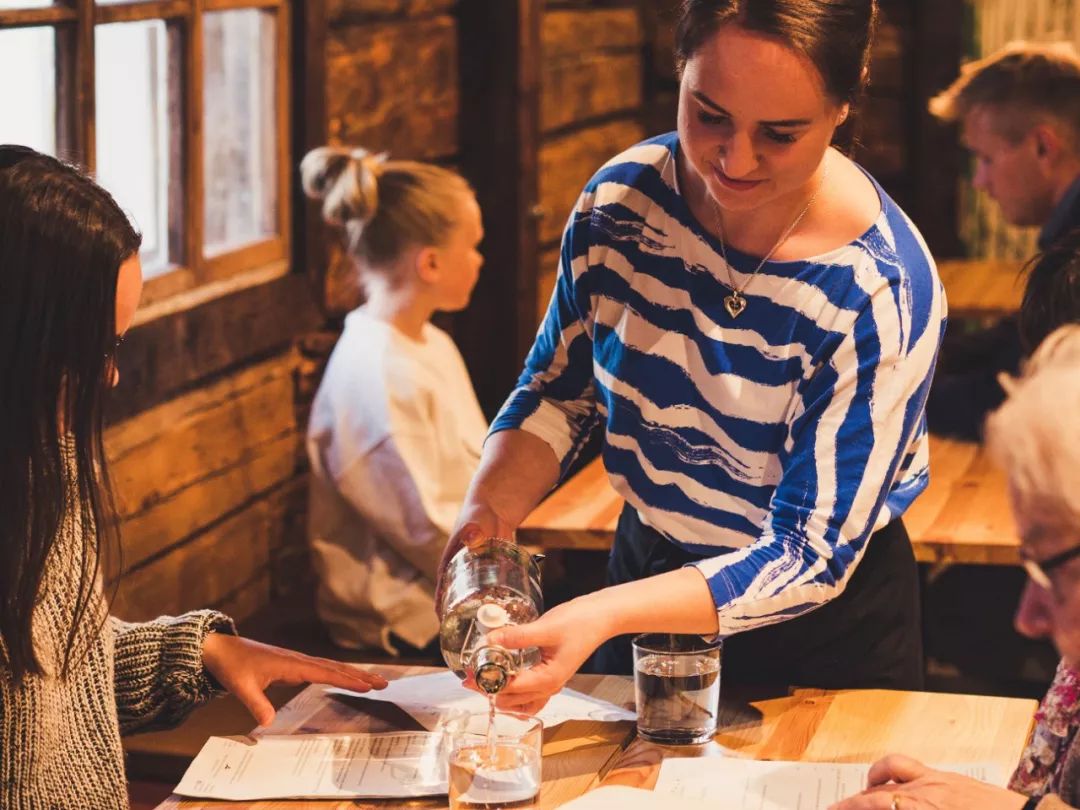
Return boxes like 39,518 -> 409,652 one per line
438,538 -> 543,694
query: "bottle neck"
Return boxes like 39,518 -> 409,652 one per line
473,645 -> 513,694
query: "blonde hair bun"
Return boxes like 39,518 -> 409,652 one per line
300,146 -> 388,228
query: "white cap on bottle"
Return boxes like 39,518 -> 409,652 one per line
476,603 -> 509,633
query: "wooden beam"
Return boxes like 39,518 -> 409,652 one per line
204,0 -> 281,10
185,0 -> 205,277
95,0 -> 189,24
455,0 -> 542,418
75,0 -> 95,170
291,0 -> 327,286
0,6 -> 76,26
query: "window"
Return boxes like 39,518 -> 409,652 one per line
0,0 -> 290,304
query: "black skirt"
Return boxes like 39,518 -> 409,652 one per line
590,504 -> 924,690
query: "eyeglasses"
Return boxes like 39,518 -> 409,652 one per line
1020,544 -> 1080,591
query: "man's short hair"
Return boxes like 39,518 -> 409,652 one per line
929,41 -> 1080,148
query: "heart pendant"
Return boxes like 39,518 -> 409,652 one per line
724,293 -> 747,319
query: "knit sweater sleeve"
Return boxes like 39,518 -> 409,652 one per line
111,610 -> 236,735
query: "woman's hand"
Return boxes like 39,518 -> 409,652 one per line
201,634 -> 389,726
484,595 -> 612,715
434,503 -> 516,613
828,755 -> 1028,810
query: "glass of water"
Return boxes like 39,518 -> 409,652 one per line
447,710 -> 543,809
633,633 -> 721,745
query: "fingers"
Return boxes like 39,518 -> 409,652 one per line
828,789 -> 896,810
866,754 -> 929,787
461,523 -> 489,550
495,690 -> 551,714
289,656 -> 389,692
233,683 -> 277,727
501,696 -> 551,716
488,619 -> 559,651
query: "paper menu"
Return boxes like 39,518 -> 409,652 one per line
558,785 -> 716,809
325,670 -> 636,731
174,732 -> 450,801
654,758 -> 1008,809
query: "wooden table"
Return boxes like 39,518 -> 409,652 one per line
154,665 -> 1036,809
518,435 -> 1021,566
603,686 -> 1036,792
936,258 -> 1024,319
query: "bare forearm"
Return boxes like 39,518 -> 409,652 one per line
583,567 -> 719,640
459,429 -> 562,535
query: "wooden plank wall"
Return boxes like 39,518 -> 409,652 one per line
107,277 -> 320,625
108,0 -> 460,626
535,2 -> 645,327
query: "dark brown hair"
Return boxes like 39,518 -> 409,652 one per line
674,0 -> 878,104
1019,228 -> 1080,355
0,145 -> 139,681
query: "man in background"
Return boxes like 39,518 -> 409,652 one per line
927,41 -> 1080,440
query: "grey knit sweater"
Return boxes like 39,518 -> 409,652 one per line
0,498 -> 235,809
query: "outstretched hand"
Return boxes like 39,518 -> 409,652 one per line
201,634 -> 389,726
484,596 -> 611,715
827,755 -> 1028,810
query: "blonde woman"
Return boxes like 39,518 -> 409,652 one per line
301,147 -> 488,656
833,325 -> 1080,810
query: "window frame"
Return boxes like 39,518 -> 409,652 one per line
0,0 -> 292,309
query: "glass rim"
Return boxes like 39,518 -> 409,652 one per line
632,632 -> 721,655
447,709 -> 544,742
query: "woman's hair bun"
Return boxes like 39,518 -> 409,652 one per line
300,146 -> 387,228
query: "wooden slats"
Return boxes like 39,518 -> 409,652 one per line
540,8 -> 643,134
106,271 -> 319,423
106,353 -> 306,621
105,352 -> 301,572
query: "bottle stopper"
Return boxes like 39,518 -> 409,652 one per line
476,603 -> 509,633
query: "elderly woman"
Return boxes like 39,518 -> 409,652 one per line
831,323 -> 1080,810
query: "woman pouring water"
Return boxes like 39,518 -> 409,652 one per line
437,0 -> 944,713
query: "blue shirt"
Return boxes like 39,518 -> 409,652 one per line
493,133 -> 947,634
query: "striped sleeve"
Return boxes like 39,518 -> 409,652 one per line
691,251 -> 943,634
490,198 -> 601,477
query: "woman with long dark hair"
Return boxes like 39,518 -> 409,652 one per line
438,0 -> 945,712
0,145 -> 388,810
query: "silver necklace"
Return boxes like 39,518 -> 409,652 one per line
713,164 -> 827,319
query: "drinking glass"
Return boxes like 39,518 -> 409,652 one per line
632,633 -> 722,745
447,710 -> 543,810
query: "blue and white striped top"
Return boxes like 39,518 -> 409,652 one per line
492,133 -> 947,635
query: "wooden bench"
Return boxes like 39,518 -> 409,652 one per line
518,435 -> 1020,566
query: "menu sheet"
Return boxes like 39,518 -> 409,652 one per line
654,758 -> 1008,809
174,732 -> 450,801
